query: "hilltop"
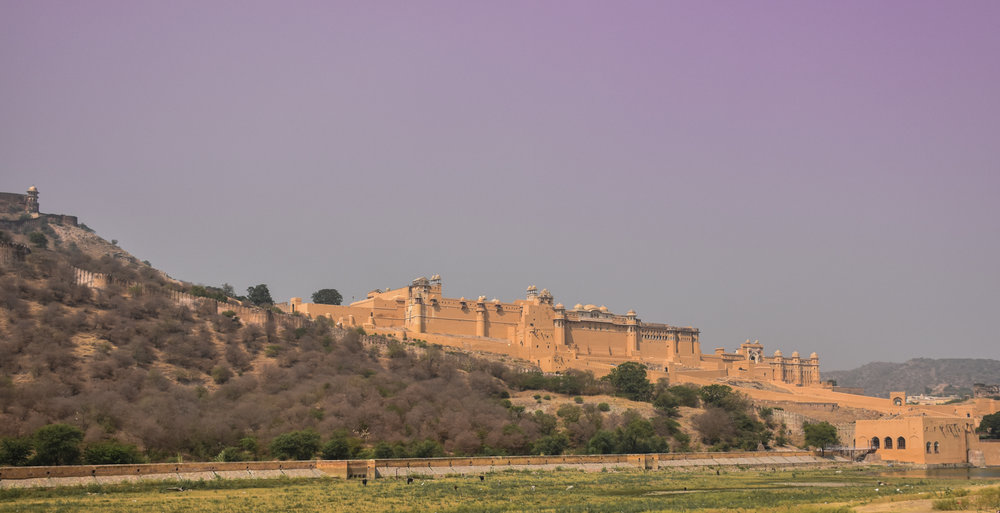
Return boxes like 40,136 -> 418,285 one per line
823,358 -> 1000,398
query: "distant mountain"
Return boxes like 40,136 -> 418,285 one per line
823,358 -> 1000,398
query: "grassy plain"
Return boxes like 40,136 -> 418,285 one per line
1,467 -> 997,513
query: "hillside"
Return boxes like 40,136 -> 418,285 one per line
823,358 -> 1000,398
0,221 -> 788,464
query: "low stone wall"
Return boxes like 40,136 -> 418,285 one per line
0,451 -> 830,489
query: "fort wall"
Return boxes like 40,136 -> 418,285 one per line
0,241 -> 30,265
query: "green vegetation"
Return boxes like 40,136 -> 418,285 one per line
1,468 -> 995,513
268,430 -> 321,460
602,362 -> 653,401
311,288 -> 342,305
245,283 -> 273,306
977,411 -> 1000,439
803,421 -> 840,455
28,231 -> 47,248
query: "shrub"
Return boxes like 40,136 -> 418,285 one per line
211,365 -> 233,384
83,440 -> 143,465
31,424 -> 84,466
597,402 -> 611,412
574,396 -> 584,404
269,430 -> 320,460
28,231 -> 47,249
0,437 -> 33,466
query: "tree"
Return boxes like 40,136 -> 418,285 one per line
978,412 -> 1000,439
246,284 -> 273,306
602,362 -> 653,401
31,424 -> 84,465
311,288 -> 343,305
698,384 -> 735,407
0,437 -> 33,466
803,421 -> 840,456
269,430 -> 320,460
83,440 -> 143,465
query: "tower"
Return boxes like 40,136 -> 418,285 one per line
25,186 -> 39,215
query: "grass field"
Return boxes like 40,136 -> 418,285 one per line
1,467 -> 998,513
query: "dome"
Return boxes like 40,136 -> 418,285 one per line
27,185 -> 37,193
791,351 -> 800,358
584,304 -> 598,311
773,350 -> 783,357
810,352 -> 818,359
459,297 -> 466,302
599,305 -> 608,312
626,309 -> 636,316
574,303 -> 584,310
554,303 -> 564,310
527,285 -> 537,292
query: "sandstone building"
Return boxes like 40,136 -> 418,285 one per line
283,276 -> 820,385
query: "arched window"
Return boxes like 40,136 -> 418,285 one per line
884,437 -> 893,449
933,441 -> 939,453
893,397 -> 902,406
871,437 -> 880,449
926,441 -> 932,453
897,437 -> 906,450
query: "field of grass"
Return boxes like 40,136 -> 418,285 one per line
1,467 -> 997,513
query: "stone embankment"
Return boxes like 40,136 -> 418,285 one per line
0,451 -> 840,489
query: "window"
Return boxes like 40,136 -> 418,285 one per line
933,441 -> 939,453
897,437 -> 906,450
926,442 -> 931,454
871,437 -> 880,449
884,437 -> 893,449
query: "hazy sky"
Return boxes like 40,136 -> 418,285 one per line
3,1 -> 998,371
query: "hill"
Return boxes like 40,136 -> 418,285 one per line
823,358 -> 1000,398
0,219 -> 787,464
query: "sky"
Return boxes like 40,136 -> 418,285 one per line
2,1 -> 998,371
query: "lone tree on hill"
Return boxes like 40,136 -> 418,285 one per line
311,288 -> 343,305
803,421 -> 840,456
602,362 -> 653,402
246,284 -> 273,306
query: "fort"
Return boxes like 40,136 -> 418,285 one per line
0,186 -> 79,231
281,276 -> 820,386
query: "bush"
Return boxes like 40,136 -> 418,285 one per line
269,430 -> 320,460
28,231 -> 48,249
597,402 -> 610,412
83,440 -> 143,465
601,362 -> 652,401
31,424 -> 84,466
0,437 -> 33,466
573,396 -> 584,404
211,365 -> 233,384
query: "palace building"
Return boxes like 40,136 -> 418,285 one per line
282,276 -> 820,386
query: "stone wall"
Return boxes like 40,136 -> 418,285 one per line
0,240 -> 30,265
72,266 -> 303,328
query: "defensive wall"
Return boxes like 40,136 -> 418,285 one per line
0,451 -> 831,488
0,240 -> 31,265
72,266 -> 301,328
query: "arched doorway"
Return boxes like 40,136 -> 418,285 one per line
871,437 -> 880,450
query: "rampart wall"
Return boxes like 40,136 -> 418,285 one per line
0,240 -> 30,265
72,266 -> 302,328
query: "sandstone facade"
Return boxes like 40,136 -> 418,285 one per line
284,276 -> 820,385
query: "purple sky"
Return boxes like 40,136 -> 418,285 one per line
3,1 -> 998,370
